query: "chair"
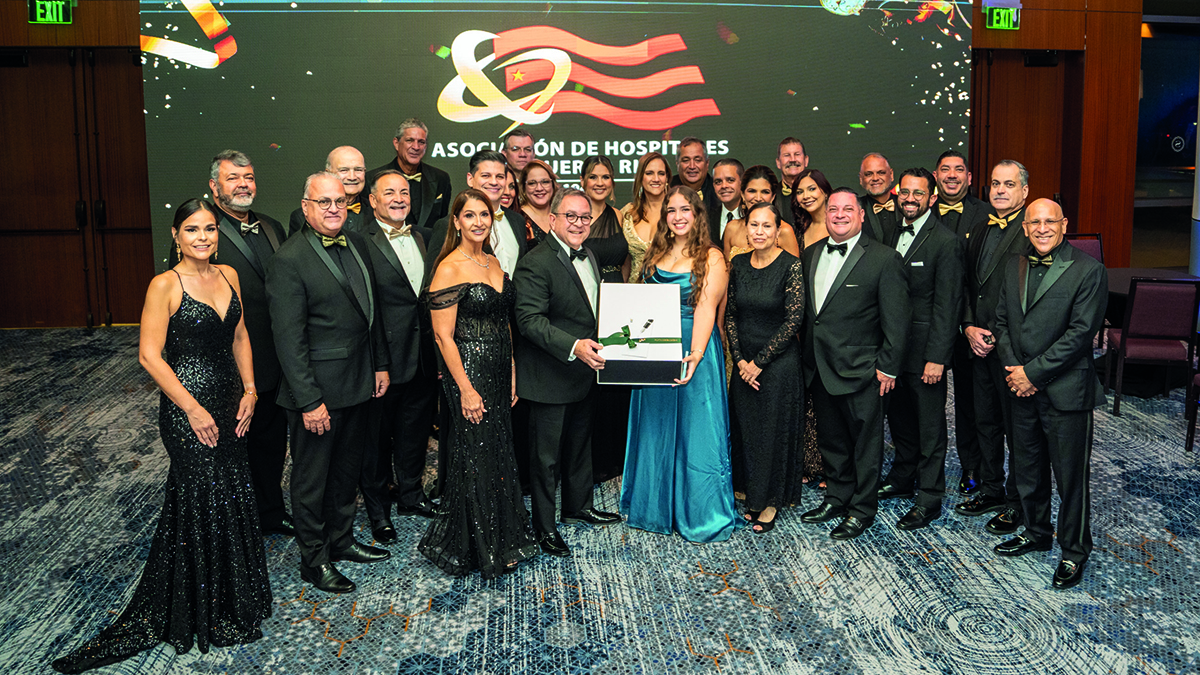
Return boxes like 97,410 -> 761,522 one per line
1105,277 -> 1200,416
1065,232 -> 1104,265
1187,373 -> 1200,452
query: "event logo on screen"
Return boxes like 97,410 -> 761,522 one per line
437,27 -> 720,135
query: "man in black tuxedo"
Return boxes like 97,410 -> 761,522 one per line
357,171 -> 438,546
288,146 -> 369,237
513,188 -> 621,557
800,187 -> 910,540
267,172 -> 392,594
877,168 -> 964,530
670,137 -> 718,226
426,150 -> 528,276
773,137 -> 808,225
711,158 -> 744,244
955,160 -> 1031,537
858,153 -> 898,243
201,150 -> 294,536
992,199 -> 1107,590
367,118 -> 452,243
502,128 -> 535,173
933,150 -> 992,496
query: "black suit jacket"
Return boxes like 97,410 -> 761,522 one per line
287,193 -> 368,238
859,194 -> 899,244
362,219 -> 436,385
512,236 -> 601,405
424,207 -> 529,280
266,227 -> 389,411
994,242 -> 1108,411
802,235 -> 911,395
774,188 -> 795,226
963,207 -> 1027,333
888,214 -> 965,373
366,158 -> 452,243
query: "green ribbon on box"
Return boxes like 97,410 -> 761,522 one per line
599,325 -> 681,349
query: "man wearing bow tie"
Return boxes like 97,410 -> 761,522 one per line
858,153 -> 898,243
877,168 -> 964,531
267,172 -> 392,594
288,146 -> 369,237
992,199 -> 1106,590
357,171 -> 439,547
513,188 -> 622,558
955,160 -> 1030,539
426,150 -> 528,276
367,118 -> 453,243
200,150 -> 293,538
800,188 -> 910,540
773,137 -> 807,225
933,150 -> 992,498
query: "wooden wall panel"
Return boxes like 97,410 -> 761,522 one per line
1,234 -> 91,327
0,0 -> 138,48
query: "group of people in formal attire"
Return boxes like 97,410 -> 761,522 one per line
52,120 -> 1109,672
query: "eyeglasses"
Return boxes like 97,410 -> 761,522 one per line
302,197 -> 350,211
897,189 -> 928,198
555,212 -> 593,225
525,179 -> 554,189
1024,218 -> 1065,227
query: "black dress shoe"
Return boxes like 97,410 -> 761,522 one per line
371,520 -> 398,545
1052,559 -> 1086,589
800,501 -> 847,524
830,516 -> 873,540
331,541 -> 391,564
877,483 -> 914,500
994,534 -> 1052,557
395,494 -> 436,518
954,493 -> 1006,516
538,532 -> 571,557
985,507 -> 1022,535
897,504 -> 941,531
958,470 -> 980,495
562,507 -> 621,525
262,516 -> 296,537
300,563 -> 355,593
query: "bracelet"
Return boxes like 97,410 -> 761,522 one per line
243,390 -> 258,400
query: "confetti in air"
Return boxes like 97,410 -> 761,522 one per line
661,129 -> 673,142
716,22 -> 739,45
849,123 -> 866,129
269,143 -> 281,151
787,89 -> 797,96
431,45 -> 452,59
574,83 -> 585,92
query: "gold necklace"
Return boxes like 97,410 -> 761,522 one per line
458,247 -> 490,269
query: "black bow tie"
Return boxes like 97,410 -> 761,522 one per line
826,242 -> 848,256
569,247 -> 588,262
897,223 -> 915,236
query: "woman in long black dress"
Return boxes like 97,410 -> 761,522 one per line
52,200 -> 271,673
581,155 -> 631,482
726,202 -> 806,533
420,189 -> 539,579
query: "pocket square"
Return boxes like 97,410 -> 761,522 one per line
436,193 -> 443,200
911,261 -> 925,267
846,284 -> 860,288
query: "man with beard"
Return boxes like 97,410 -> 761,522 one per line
711,158 -> 744,244
858,153 -> 898,243
502,129 -> 535,173
876,168 -> 964,530
368,118 -> 453,242
289,146 -> 369,236
669,137 -> 718,226
774,137 -> 808,225
933,150 -> 991,496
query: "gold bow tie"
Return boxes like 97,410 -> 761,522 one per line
781,183 -> 792,197
1028,254 -> 1053,267
403,172 -> 422,183
938,202 -> 964,215
383,224 -> 411,239
347,201 -> 361,214
320,233 -> 348,248
988,213 -> 1013,229
873,199 -> 895,214
239,221 -> 260,235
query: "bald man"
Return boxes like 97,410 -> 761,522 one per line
289,146 -> 369,236
858,153 -> 897,243
991,199 -> 1106,590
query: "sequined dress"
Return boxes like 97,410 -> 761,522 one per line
419,278 -> 539,579
52,273 -> 272,674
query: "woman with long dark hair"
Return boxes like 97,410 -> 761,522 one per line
519,159 -> 558,247
789,168 -> 833,249
722,165 -> 801,261
621,152 -> 671,281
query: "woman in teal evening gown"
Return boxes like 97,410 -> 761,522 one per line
621,186 -> 739,543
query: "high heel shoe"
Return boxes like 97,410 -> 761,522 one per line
743,510 -> 762,523
753,511 -> 779,534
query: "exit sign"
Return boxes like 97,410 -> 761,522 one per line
985,6 -> 1021,30
28,0 -> 73,25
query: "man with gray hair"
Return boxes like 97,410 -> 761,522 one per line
670,136 -> 718,225
289,146 -> 369,237
203,150 -> 293,537
368,118 -> 452,242
513,188 -> 621,558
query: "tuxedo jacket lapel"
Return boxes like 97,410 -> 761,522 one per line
1029,251 -> 1074,310
305,228 -> 371,325
368,225 -> 419,302
903,222 -> 934,263
218,221 -> 264,278
819,239 -> 866,315
554,242 -> 593,311
417,165 -> 437,229
980,217 -> 1024,285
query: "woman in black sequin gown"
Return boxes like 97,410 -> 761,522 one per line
52,200 -> 271,674
581,155 -> 632,482
420,189 -> 539,579
726,203 -> 807,533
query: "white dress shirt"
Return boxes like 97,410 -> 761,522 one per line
718,204 -> 739,239
378,219 -> 424,294
895,210 -> 931,258
490,209 -> 520,276
550,231 -> 599,361
814,231 -> 862,314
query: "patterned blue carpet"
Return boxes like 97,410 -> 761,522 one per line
1,327 -> 1197,674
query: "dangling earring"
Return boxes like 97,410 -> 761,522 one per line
175,241 -> 181,259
